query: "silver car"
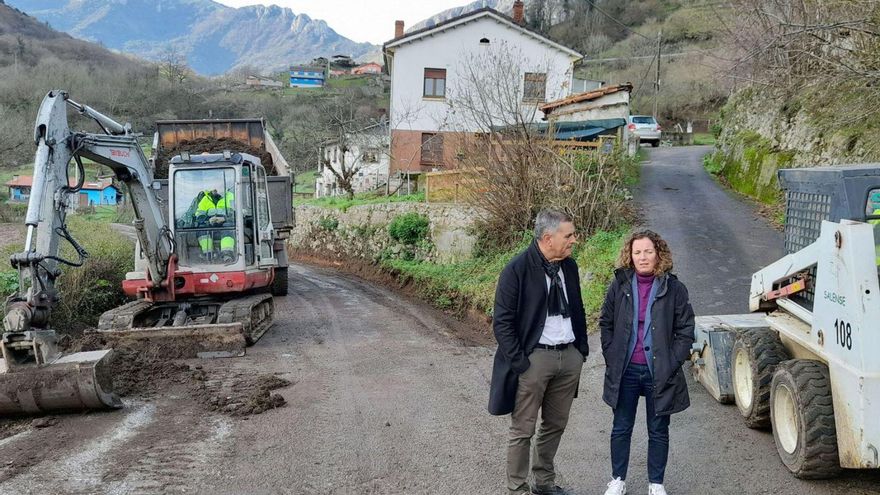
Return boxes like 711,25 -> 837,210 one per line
628,115 -> 661,147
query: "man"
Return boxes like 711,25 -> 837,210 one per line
489,209 -> 590,495
194,187 -> 236,262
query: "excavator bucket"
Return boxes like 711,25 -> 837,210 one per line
93,323 -> 247,359
0,349 -> 121,415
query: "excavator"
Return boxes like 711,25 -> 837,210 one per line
0,90 -> 288,415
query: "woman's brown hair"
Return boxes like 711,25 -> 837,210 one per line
616,230 -> 673,276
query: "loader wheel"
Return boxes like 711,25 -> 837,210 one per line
271,267 -> 289,296
770,360 -> 841,479
732,328 -> 789,428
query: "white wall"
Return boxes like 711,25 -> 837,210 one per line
316,132 -> 390,197
548,92 -> 630,122
389,16 -> 577,133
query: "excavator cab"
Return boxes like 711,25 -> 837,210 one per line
169,154 -> 276,271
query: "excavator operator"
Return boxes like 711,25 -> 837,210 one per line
194,186 -> 236,262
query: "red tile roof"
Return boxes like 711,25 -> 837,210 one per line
5,175 -> 115,190
540,83 -> 633,114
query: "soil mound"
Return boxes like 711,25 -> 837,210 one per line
155,137 -> 276,178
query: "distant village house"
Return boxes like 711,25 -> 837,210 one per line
315,120 -> 390,198
6,176 -> 120,207
246,75 -> 283,88
352,62 -> 383,75
289,66 -> 326,88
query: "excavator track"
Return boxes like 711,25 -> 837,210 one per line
217,293 -> 275,345
97,300 -> 156,332
91,294 -> 274,358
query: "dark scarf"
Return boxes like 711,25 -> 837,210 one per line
534,241 -> 569,318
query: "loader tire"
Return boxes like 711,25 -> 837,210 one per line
732,328 -> 789,428
770,360 -> 841,479
271,267 -> 289,296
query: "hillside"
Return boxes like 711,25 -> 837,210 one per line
7,0 -> 377,75
0,1 -> 140,69
412,0 -> 729,124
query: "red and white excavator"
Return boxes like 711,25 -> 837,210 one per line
0,90 -> 292,415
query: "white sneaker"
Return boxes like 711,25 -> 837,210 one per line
604,477 -> 626,495
648,483 -> 667,495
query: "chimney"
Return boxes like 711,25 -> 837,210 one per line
394,20 -> 404,39
512,1 -> 524,25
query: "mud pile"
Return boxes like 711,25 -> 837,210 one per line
191,369 -> 289,416
64,331 -> 291,417
154,137 -> 276,178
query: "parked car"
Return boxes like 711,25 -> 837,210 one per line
627,115 -> 661,147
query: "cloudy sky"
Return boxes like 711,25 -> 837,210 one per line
214,1 -> 469,45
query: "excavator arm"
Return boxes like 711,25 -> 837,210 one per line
0,90 -> 175,415
4,90 -> 173,337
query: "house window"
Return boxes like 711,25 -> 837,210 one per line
423,68 -> 446,98
421,133 -> 444,165
523,72 -> 547,102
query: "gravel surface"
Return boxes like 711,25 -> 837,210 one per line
0,147 -> 877,494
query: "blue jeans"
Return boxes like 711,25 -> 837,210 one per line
610,363 -> 670,484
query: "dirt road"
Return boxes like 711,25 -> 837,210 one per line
0,147 -> 878,494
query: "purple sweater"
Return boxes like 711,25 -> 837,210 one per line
631,273 -> 654,365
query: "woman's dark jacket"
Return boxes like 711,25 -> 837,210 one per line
599,268 -> 695,415
488,242 -> 590,416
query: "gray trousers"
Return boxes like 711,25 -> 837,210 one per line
507,346 -> 583,494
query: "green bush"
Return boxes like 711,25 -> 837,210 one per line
388,212 -> 430,246
317,216 -> 339,231
0,217 -> 134,332
703,152 -> 725,175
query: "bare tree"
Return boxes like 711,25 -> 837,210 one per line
159,46 -> 191,86
317,90 -> 385,198
445,41 -> 632,247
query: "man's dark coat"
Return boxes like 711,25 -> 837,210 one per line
599,268 -> 695,416
488,242 -> 590,416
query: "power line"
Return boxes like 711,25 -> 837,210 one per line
584,0 -> 654,41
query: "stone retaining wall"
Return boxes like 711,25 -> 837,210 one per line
291,203 -> 479,262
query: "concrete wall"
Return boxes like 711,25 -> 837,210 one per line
291,203 -> 479,262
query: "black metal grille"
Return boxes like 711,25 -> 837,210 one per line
784,191 -> 831,254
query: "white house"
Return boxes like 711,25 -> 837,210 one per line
382,1 -> 582,176
315,121 -> 390,198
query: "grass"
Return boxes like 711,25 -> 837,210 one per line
294,170 -> 319,194
383,227 -> 629,327
0,215 -> 134,331
298,191 -> 425,212
693,132 -> 716,146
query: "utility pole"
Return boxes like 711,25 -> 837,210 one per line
653,30 -> 662,119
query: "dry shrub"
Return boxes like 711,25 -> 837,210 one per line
455,129 -> 633,250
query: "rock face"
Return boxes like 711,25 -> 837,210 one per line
291,203 -> 479,263
8,0 -> 376,74
711,88 -> 880,203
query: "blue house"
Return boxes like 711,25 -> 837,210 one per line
289,65 -> 326,88
6,175 -> 121,206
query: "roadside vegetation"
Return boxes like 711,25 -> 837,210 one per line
0,216 -> 133,332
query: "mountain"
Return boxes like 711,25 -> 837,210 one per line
409,0 -> 568,32
6,0 -> 378,75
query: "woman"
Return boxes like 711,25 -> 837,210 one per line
600,230 -> 695,495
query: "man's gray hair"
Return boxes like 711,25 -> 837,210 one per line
534,209 -> 572,240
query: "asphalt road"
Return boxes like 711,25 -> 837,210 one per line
0,147 -> 878,494
635,145 -> 784,315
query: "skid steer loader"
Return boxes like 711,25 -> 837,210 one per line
0,90 -> 288,415
690,165 -> 880,478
